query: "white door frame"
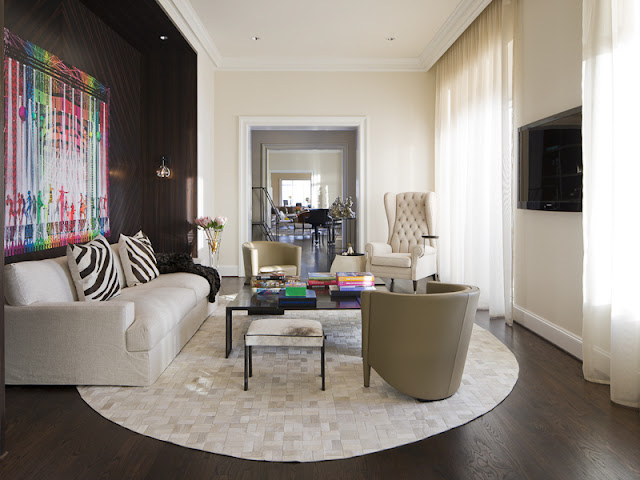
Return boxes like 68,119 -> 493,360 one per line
238,116 -> 368,276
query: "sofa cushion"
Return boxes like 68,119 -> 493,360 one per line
119,231 -> 160,287
67,235 -> 122,302
142,272 -> 210,302
118,285 -> 199,352
371,253 -> 412,268
4,256 -> 78,306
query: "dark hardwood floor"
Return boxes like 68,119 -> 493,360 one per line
1,238 -> 639,479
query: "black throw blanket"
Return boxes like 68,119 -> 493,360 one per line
155,253 -> 221,303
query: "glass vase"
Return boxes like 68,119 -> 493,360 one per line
207,231 -> 222,269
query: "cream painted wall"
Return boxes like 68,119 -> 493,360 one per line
196,56 -> 216,263
514,0 -> 584,349
214,71 -> 436,274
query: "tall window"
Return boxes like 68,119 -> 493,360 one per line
434,0 -> 515,318
281,180 -> 311,206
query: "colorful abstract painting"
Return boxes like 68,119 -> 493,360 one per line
3,28 -> 110,257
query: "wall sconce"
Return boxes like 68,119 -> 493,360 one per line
156,155 -> 171,178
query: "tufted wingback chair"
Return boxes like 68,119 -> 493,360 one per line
365,192 -> 438,292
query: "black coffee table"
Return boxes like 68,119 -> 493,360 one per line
224,284 -> 388,357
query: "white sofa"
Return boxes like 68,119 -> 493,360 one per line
4,246 -> 211,386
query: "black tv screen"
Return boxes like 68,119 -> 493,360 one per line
518,107 -> 582,212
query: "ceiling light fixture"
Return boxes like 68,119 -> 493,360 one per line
386,37 -> 396,41
160,35 -> 169,41
251,36 -> 261,41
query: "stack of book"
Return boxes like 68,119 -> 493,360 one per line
251,272 -> 287,295
330,272 -> 376,297
278,287 -> 316,308
307,272 -> 338,287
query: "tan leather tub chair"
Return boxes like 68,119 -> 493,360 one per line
361,282 -> 480,401
242,241 -> 302,283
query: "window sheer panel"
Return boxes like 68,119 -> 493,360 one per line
435,0 -> 514,317
582,0 -> 640,408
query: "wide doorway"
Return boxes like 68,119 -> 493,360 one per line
245,124 -> 362,274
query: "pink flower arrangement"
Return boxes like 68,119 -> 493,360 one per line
195,215 -> 227,253
195,215 -> 227,231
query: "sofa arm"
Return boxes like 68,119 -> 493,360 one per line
6,301 -> 135,349
5,300 -> 139,385
365,242 -> 392,257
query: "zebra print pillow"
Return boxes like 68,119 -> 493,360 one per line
67,234 -> 122,302
118,230 -> 160,287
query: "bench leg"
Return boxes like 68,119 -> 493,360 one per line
226,309 -> 233,358
321,341 -> 325,391
244,344 -> 249,391
249,346 -> 253,377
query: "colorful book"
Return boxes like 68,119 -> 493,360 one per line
308,279 -> 338,286
329,285 -> 376,297
252,287 -> 282,295
336,272 -> 374,282
339,284 -> 374,291
308,272 -> 337,281
253,272 -> 287,280
337,280 -> 375,287
285,281 -> 308,297
251,278 -> 286,288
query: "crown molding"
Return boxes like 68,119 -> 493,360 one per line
217,56 -> 425,72
162,0 -> 490,72
156,0 -> 222,67
419,0 -> 493,71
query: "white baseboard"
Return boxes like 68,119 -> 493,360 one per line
217,265 -> 239,277
513,305 -> 583,360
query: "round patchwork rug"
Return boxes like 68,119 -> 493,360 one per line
78,295 -> 519,462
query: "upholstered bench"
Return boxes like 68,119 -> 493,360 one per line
244,318 -> 326,391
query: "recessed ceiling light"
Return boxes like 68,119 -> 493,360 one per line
386,36 -> 396,42
160,35 -> 169,41
251,36 -> 261,41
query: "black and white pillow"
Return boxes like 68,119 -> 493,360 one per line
67,234 -> 122,302
118,230 -> 160,287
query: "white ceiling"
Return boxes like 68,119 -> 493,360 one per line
179,0 -> 492,71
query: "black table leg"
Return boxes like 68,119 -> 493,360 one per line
244,344 -> 249,391
226,308 -> 232,358
321,340 -> 325,391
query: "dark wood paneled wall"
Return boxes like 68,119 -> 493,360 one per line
1,0 -> 197,454
142,48 -> 198,255
4,0 -> 197,263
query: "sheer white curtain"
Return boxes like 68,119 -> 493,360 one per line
582,0 -> 640,408
435,0 -> 516,319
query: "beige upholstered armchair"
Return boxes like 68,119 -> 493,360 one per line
242,241 -> 302,282
365,192 -> 438,292
361,282 -> 480,401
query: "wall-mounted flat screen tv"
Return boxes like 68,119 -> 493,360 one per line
518,107 -> 582,212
